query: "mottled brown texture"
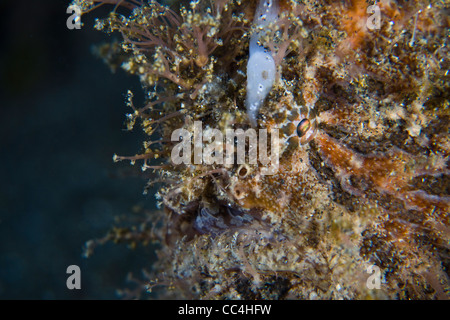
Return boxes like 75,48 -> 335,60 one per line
76,0 -> 450,299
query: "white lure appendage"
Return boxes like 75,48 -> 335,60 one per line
246,0 -> 279,127
246,50 -> 276,127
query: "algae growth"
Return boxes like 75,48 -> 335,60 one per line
72,0 -> 450,299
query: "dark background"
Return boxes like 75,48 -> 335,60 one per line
0,0 -> 159,299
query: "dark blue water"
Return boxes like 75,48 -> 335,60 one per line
0,0 -> 158,299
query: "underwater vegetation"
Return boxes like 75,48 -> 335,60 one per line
72,0 -> 450,299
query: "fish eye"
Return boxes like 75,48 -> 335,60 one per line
296,119 -> 311,137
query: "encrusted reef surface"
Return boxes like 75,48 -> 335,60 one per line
74,0 -> 450,299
